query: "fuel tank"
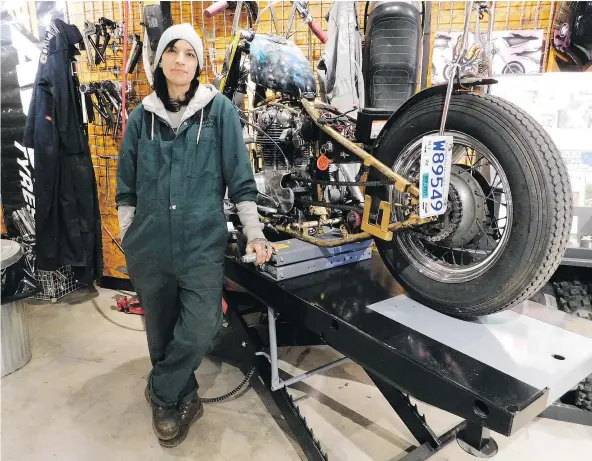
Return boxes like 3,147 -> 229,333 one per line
249,34 -> 317,99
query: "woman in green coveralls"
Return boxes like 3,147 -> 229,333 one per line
116,24 -> 274,447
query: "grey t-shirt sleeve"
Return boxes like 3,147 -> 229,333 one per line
236,201 -> 265,242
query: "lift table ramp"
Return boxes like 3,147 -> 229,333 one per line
223,254 -> 592,460
368,295 -> 592,406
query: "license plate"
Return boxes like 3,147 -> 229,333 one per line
419,135 -> 453,218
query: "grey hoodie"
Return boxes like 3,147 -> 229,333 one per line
142,83 -> 218,135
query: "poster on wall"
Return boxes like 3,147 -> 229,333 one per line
489,73 -> 592,248
432,29 -> 544,84
549,1 -> 592,72
0,3 -> 64,236
0,20 -> 39,236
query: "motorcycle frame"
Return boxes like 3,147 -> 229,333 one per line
217,2 -> 493,246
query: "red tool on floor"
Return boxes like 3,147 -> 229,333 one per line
116,296 -> 226,316
116,296 -> 145,315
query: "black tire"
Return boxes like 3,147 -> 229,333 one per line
371,92 -> 572,317
552,281 -> 592,319
575,375 -> 592,411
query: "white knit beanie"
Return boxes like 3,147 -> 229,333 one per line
152,23 -> 204,73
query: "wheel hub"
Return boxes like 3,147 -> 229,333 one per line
444,166 -> 487,247
416,165 -> 486,246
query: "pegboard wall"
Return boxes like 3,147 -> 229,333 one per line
60,0 -> 555,279
432,1 -> 553,33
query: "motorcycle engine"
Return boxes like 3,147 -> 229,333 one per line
252,104 -> 363,230
252,105 -> 310,216
254,105 -> 308,170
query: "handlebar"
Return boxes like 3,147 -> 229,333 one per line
204,1 -> 229,18
206,1 -> 326,43
307,20 -> 327,43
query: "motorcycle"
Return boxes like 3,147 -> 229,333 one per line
551,1 -> 592,72
208,0 -> 572,318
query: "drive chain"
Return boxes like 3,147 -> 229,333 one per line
413,184 -> 463,243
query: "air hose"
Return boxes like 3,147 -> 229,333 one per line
201,365 -> 256,404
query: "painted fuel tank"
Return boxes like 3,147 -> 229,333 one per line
249,34 -> 317,99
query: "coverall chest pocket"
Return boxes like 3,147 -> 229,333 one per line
137,138 -> 159,181
186,128 -> 219,179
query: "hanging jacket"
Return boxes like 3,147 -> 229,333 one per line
23,18 -> 103,283
317,1 -> 365,116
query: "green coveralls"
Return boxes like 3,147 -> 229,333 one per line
116,90 -> 257,407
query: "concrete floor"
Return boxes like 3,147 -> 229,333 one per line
2,286 -> 592,461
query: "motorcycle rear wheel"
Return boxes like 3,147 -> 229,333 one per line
370,92 -> 572,317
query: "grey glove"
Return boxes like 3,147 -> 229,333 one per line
117,205 -> 135,240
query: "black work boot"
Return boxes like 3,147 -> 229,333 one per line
152,403 -> 180,441
145,386 -> 180,441
158,396 -> 204,448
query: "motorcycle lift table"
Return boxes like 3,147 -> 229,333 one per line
221,253 -> 592,461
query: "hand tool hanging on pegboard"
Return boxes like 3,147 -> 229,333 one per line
80,80 -> 135,138
97,17 -> 117,61
79,87 -> 95,125
81,21 -> 98,66
95,85 -> 116,133
141,3 -> 173,88
103,224 -> 125,255
101,80 -> 128,139
97,155 -> 118,202
125,34 -> 142,74
81,83 -> 110,127
81,20 -> 106,65
81,17 -> 123,73
79,86 -> 89,136
121,2 -> 129,134
110,21 -> 125,54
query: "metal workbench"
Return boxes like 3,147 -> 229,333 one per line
221,252 -> 592,460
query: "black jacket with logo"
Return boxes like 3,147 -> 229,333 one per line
23,18 -> 102,283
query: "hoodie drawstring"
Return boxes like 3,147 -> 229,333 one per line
196,109 -> 204,145
148,101 -> 206,142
